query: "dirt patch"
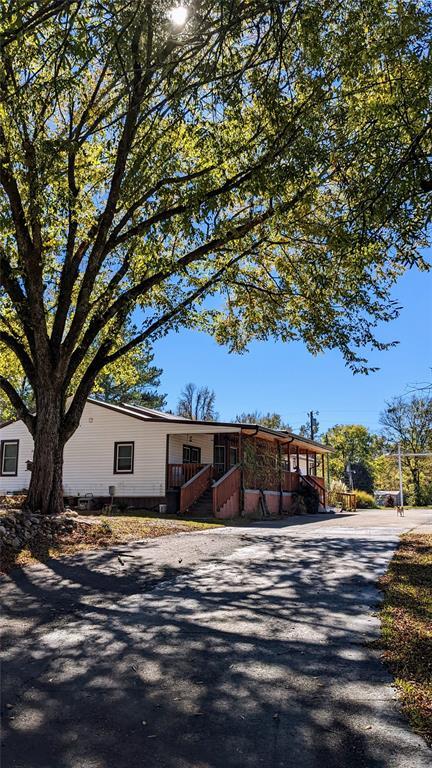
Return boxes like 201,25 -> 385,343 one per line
2,514 -> 218,573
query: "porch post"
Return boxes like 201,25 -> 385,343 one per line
239,430 -> 244,514
314,452 -> 317,477
287,443 -> 292,491
277,442 -> 282,514
305,449 -> 309,476
165,435 -> 170,494
296,445 -> 300,471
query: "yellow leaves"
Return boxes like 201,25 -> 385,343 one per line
0,342 -> 26,420
93,351 -> 141,393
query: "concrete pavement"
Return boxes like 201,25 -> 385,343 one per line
1,508 -> 432,768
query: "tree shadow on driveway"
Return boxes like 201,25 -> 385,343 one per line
1,534 -> 430,768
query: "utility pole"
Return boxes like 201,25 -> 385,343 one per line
308,410 -> 316,440
397,442 -> 403,506
303,410 -> 319,440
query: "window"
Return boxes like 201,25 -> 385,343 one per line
1,440 -> 19,476
229,446 -> 238,466
114,442 -> 134,473
214,445 -> 225,468
183,445 -> 201,464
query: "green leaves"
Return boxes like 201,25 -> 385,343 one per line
0,0 -> 431,423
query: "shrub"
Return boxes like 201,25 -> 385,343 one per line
355,490 -> 378,509
329,478 -> 349,494
297,483 -> 320,514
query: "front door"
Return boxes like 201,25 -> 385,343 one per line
213,435 -> 240,479
183,445 -> 201,464
213,443 -> 226,478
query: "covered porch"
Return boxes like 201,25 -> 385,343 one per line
166,424 -> 332,518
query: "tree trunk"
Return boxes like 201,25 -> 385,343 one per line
25,396 -> 65,515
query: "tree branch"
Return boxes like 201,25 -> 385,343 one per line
65,184 -> 312,383
0,250 -> 36,355
0,331 -> 36,385
62,12 -> 156,355
0,376 -> 35,433
103,254 -> 246,366
0,1 -> 78,46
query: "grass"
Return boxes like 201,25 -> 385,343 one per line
379,533 -> 432,745
2,514 -> 219,573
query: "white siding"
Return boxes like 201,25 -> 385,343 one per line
286,454 -> 308,474
0,401 -> 240,497
168,433 -> 214,464
63,401 -> 167,497
0,420 -> 34,494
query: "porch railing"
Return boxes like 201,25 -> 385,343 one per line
168,463 -> 204,488
213,464 -> 241,515
281,471 -> 301,492
179,464 -> 212,513
327,491 -> 357,511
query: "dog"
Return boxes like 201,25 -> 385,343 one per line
396,505 -> 405,517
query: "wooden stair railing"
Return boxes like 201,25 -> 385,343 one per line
212,464 -> 241,515
179,464 -> 212,513
302,474 -> 326,506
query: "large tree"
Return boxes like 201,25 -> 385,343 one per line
0,1 -> 431,512
177,383 -> 217,421
322,424 -> 379,489
380,395 -> 432,505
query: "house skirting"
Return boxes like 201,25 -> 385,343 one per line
243,489 -> 294,516
65,495 -> 169,512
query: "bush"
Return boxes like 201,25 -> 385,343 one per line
329,478 -> 349,494
297,483 -> 320,514
355,490 -> 378,509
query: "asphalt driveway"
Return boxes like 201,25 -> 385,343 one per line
2,509 -> 432,768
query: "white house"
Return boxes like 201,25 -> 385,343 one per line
0,398 -> 331,517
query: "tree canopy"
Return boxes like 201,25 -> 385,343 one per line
92,346 -> 166,408
234,410 -> 292,431
322,397 -> 432,504
322,423 -> 381,488
0,1 -> 431,512
379,395 -> 432,504
0,330 -> 166,418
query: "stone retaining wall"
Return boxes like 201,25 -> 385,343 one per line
0,508 -> 80,560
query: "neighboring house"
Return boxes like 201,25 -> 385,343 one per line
0,398 -> 332,517
374,490 -> 402,506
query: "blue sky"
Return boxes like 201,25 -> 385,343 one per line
154,260 -> 432,435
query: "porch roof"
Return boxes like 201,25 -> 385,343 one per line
239,426 -> 332,453
85,398 -> 333,453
